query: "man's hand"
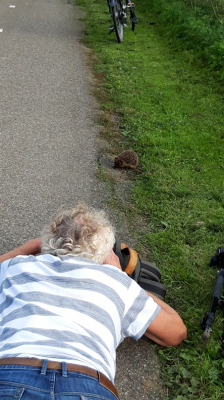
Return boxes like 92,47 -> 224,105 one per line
0,238 -> 42,264
103,250 -> 122,270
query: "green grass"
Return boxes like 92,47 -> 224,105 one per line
75,0 -> 224,398
146,0 -> 224,71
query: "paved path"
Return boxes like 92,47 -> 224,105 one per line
0,1 -> 165,398
0,0 -> 100,252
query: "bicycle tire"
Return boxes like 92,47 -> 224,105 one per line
111,1 -> 123,43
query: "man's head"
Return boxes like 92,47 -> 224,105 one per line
41,203 -> 115,263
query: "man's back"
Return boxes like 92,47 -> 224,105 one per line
0,254 -> 160,383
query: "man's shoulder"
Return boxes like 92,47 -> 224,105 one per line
6,254 -> 133,289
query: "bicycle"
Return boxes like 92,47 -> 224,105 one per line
107,0 -> 137,43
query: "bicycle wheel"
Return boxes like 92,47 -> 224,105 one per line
111,1 -> 123,43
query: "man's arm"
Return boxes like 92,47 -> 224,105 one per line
144,291 -> 187,347
103,250 -> 187,347
0,238 -> 42,264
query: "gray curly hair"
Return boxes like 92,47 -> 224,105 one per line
41,203 -> 115,263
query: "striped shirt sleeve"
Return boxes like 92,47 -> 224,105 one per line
122,279 -> 161,340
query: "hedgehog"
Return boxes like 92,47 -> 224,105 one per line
114,150 -> 139,169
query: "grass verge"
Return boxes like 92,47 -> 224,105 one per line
144,0 -> 224,73
76,0 -> 224,398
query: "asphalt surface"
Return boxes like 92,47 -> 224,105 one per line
0,1 -> 165,398
0,0 -> 100,252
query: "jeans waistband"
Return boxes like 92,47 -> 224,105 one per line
0,357 -> 119,399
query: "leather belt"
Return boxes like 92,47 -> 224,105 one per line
0,358 -> 118,399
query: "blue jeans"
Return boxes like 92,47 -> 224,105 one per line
0,362 -> 119,400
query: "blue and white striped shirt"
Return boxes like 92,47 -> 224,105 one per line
0,254 -> 161,382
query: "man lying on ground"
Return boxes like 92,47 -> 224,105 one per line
0,203 -> 187,400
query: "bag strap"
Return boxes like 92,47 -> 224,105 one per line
113,239 -> 167,300
137,278 -> 167,301
120,243 -> 138,276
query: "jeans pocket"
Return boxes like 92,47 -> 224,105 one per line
0,384 -> 24,399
